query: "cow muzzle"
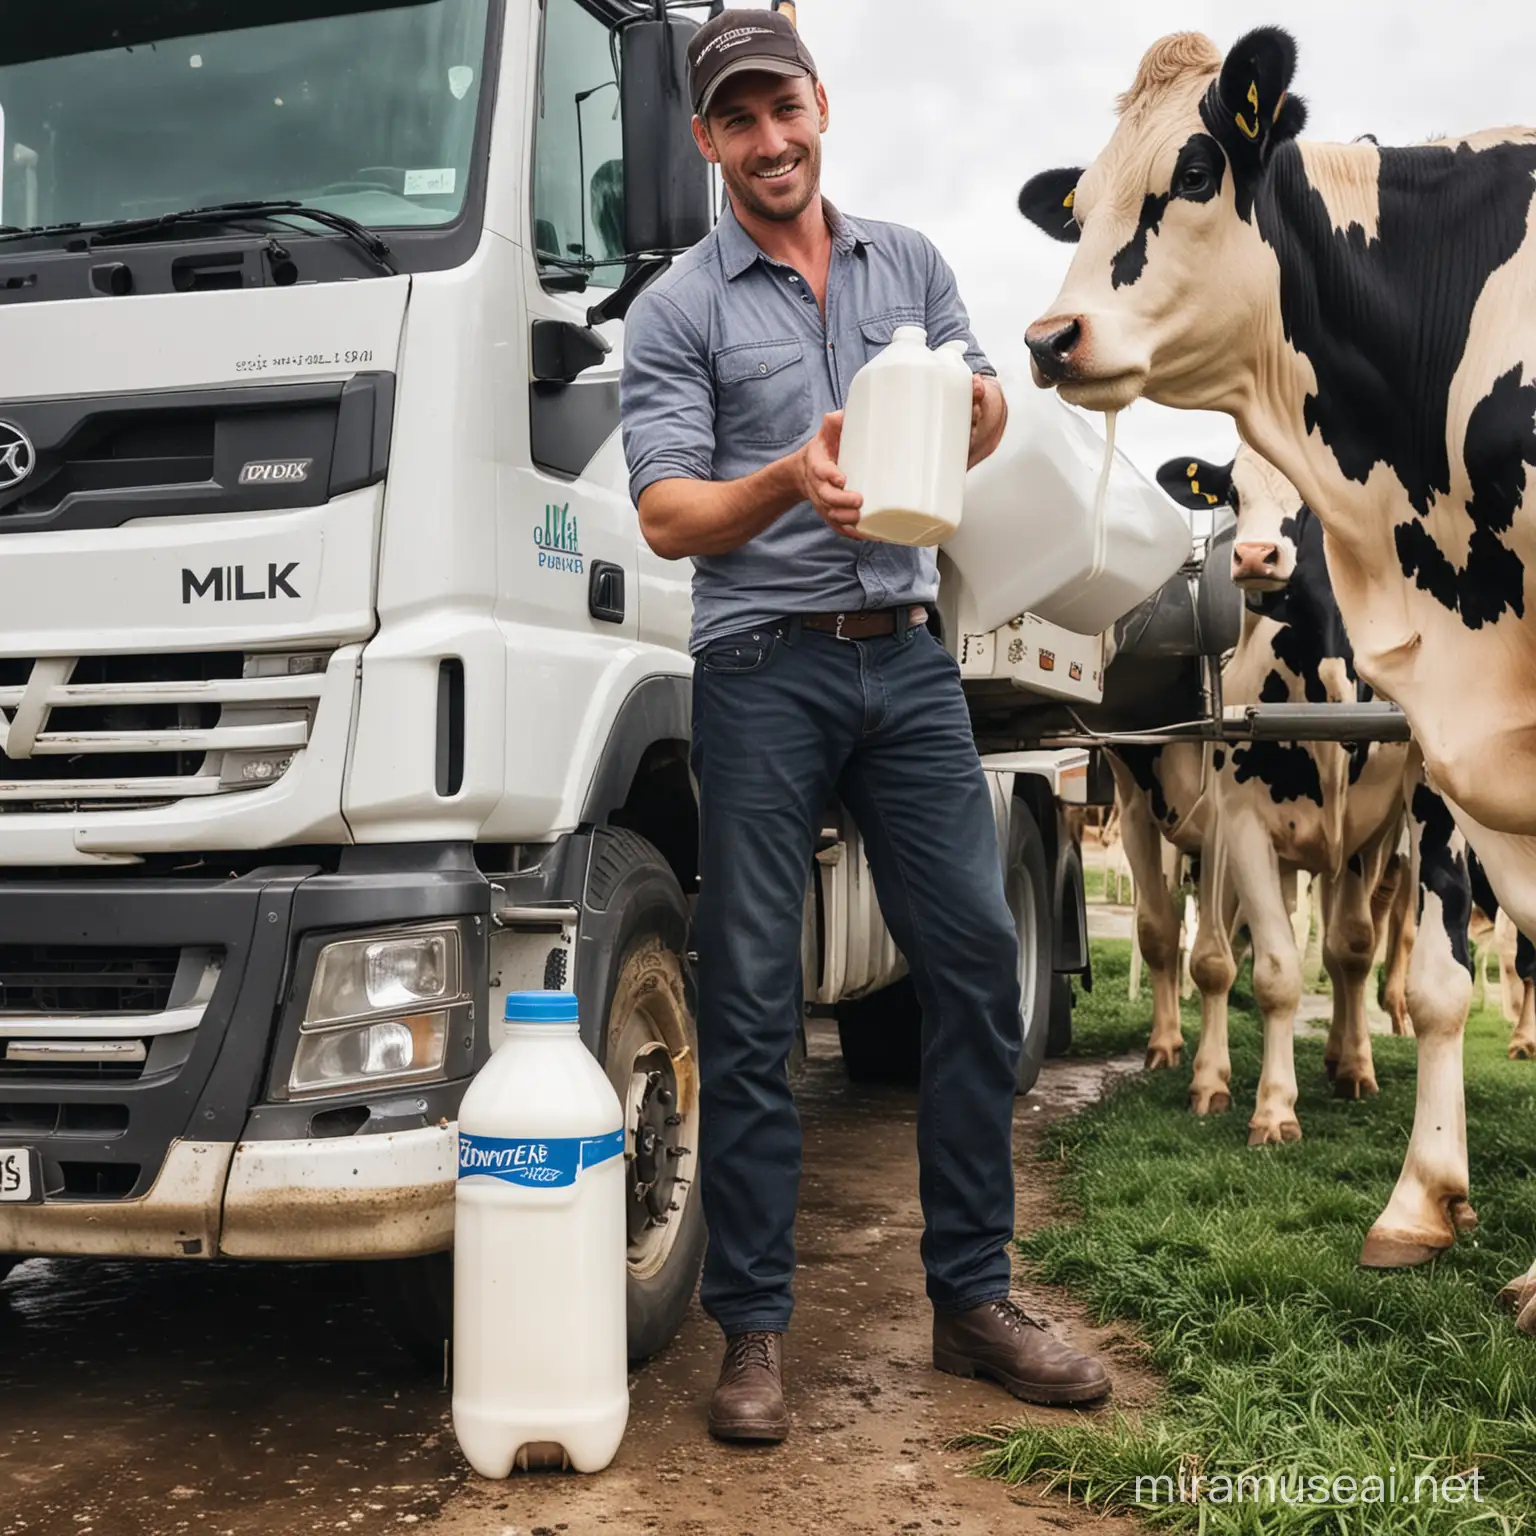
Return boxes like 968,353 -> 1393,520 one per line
1025,317 -> 1083,383
1231,541 -> 1289,590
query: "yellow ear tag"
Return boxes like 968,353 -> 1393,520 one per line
1062,189 -> 1075,209
1234,78 -> 1261,141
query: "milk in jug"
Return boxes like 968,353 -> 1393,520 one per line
452,990 -> 628,1476
838,325 -> 973,546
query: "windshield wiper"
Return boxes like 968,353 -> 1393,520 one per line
0,201 -> 396,274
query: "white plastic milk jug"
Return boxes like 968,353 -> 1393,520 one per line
838,324 -> 973,547
452,990 -> 628,1477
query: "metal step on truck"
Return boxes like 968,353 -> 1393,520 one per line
0,0 -> 1144,1366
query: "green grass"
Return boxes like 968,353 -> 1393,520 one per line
978,938 -> 1536,1533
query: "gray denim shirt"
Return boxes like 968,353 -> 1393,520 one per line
621,203 -> 993,652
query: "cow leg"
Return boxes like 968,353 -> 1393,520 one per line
1187,837 -> 1238,1116
1379,850 -> 1416,1037
1361,779 -> 1475,1268
1323,840 -> 1388,1099
1113,777 -> 1185,1071
1495,909 -> 1520,1023
1509,934 -> 1536,1060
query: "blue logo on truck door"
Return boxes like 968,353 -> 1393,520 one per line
457,1128 -> 623,1187
533,503 -> 584,576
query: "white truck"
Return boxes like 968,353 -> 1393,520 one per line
0,0 -> 1105,1364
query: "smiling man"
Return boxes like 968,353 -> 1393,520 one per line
620,7 -> 1110,1443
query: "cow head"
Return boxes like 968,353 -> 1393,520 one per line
1157,445 -> 1308,592
1019,27 -> 1307,411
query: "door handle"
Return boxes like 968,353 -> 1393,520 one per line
589,560 -> 626,624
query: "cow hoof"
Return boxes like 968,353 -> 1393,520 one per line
1451,1199 -> 1479,1233
1497,1276 -> 1536,1333
1332,1072 -> 1379,1101
1508,1039 -> 1536,1061
1359,1227 -> 1451,1268
1247,1119 -> 1302,1147
1144,1043 -> 1182,1070
1188,1087 -> 1230,1116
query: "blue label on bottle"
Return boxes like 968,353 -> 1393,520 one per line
457,1128 -> 625,1188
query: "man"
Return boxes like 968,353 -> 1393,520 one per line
620,8 -> 1110,1443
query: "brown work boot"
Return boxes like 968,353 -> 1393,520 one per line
933,1297 -> 1110,1406
708,1330 -> 790,1443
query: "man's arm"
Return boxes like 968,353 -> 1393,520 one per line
622,284 -> 864,560
639,411 -> 863,559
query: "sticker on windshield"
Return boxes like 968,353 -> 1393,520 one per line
448,66 -> 474,100
404,168 -> 456,196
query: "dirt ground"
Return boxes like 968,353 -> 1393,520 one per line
1,1024 -> 1151,1536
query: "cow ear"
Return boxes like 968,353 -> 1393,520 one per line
1210,27 -> 1307,163
1018,168 -> 1084,244
1156,456 -> 1232,509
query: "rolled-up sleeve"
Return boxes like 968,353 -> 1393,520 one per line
920,236 -> 994,377
621,287 -> 717,505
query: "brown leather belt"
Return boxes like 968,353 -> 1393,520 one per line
799,605 -> 928,640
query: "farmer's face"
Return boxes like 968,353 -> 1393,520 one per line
693,73 -> 829,223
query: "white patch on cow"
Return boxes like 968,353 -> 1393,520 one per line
1298,141 -> 1382,243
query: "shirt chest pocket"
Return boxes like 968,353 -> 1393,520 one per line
713,339 -> 813,450
857,307 -> 925,366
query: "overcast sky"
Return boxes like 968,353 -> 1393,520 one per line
777,0 -> 1536,481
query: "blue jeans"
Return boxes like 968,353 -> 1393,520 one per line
690,617 -> 1022,1335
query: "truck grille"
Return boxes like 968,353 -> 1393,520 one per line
0,649 -> 330,811
0,944 -> 222,1088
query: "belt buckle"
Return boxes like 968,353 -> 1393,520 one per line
834,612 -> 848,641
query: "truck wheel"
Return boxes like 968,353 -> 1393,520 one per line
586,829 -> 707,1364
1008,799 -> 1054,1097
837,800 -> 1053,1095
1045,973 -> 1075,1058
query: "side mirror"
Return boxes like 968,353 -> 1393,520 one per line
619,15 -> 712,255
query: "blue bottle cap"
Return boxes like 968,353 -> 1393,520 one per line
503,990 -> 580,1024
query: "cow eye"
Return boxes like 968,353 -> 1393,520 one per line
1176,165 -> 1211,197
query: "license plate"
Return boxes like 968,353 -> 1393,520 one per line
0,1146 -> 38,1202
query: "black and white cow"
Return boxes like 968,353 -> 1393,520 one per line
1111,446 -> 1408,1139
1016,26 -> 1536,1328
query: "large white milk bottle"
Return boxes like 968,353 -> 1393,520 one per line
837,325 -> 973,546
452,990 -> 628,1476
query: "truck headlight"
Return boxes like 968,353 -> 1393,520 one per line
307,927 -> 461,1026
289,1011 -> 449,1095
285,923 -> 468,1097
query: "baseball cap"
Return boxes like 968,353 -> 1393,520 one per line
687,7 -> 818,119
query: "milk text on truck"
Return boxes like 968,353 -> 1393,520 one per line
0,0 -> 1090,1362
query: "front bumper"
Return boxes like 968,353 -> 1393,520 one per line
0,845 -> 487,1260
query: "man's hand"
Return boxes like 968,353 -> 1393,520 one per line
800,411 -> 865,539
968,374 -> 1008,468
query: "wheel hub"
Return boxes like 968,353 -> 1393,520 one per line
626,1046 -> 689,1248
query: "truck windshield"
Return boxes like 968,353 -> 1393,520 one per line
0,0 -> 492,234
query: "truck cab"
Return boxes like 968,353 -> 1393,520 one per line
0,0 -> 1095,1363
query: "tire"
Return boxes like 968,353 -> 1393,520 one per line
583,828 -> 706,1364
836,798 -> 1054,1096
1045,973 -> 1075,1058
1008,799 -> 1053,1097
